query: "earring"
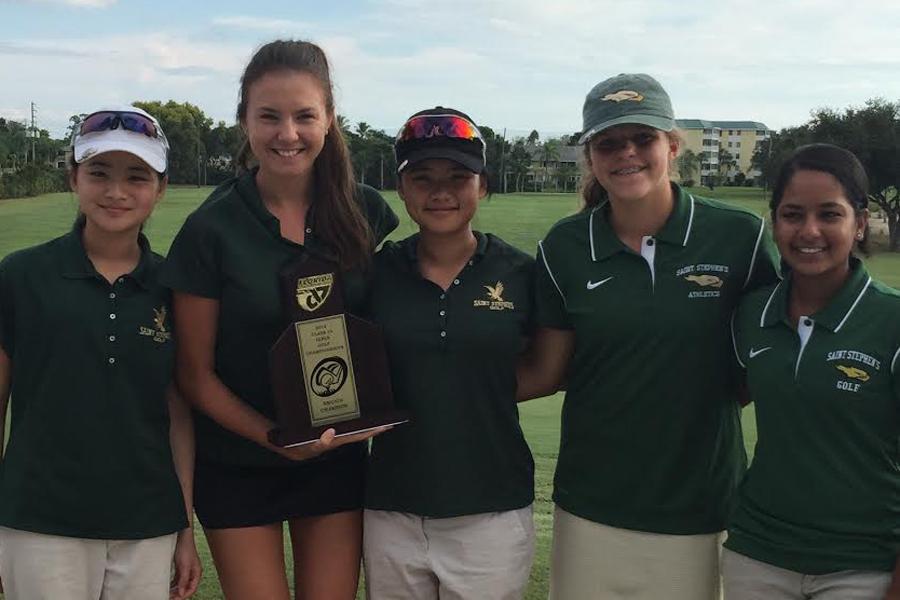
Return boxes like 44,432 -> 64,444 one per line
856,232 -> 864,240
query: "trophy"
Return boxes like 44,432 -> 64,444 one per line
268,253 -> 408,447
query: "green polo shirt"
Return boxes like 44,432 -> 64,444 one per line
159,169 -> 398,466
0,225 -> 187,539
364,232 -> 535,517
535,184 -> 779,534
727,259 -> 900,573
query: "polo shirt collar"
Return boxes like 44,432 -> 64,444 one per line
589,183 -> 695,262
402,230 -> 489,266
238,168 -> 334,259
58,221 -> 154,289
760,257 -> 871,332
237,168 -> 281,236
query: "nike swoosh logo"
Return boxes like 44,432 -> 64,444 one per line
586,277 -> 614,290
749,346 -> 772,358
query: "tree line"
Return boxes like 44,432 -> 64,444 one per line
750,99 -> 900,250
2,98 -> 898,251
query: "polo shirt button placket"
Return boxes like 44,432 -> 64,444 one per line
438,281 -> 456,344
794,316 -> 815,378
107,307 -> 118,366
108,280 -> 120,366
640,236 -> 657,290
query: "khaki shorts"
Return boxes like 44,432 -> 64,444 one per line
723,547 -> 891,600
363,505 -> 535,600
550,506 -> 723,600
0,526 -> 177,600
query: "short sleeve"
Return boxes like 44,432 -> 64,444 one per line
0,257 -> 13,355
891,346 -> 900,401
158,213 -> 223,299
523,258 -> 538,335
744,217 -> 780,292
730,307 -> 747,371
358,185 -> 399,246
534,241 -> 572,330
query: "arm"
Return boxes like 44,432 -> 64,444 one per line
0,348 -> 9,595
166,385 -> 201,600
885,556 -> 900,600
744,216 -> 781,292
172,292 -> 382,462
730,310 -> 752,407
0,346 -> 9,459
516,327 -> 575,401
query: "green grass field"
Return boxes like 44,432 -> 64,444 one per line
2,186 -> 900,599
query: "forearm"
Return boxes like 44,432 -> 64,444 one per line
177,368 -> 277,451
172,292 -> 279,452
167,385 -> 195,523
0,347 -> 10,458
516,361 -> 562,401
886,556 -> 900,599
515,327 -> 574,402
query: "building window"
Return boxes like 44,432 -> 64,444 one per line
728,130 -> 734,135
728,142 -> 733,147
735,141 -> 741,147
756,130 -> 767,135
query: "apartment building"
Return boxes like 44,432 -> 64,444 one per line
675,119 -> 770,185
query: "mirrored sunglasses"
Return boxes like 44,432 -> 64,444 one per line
397,114 -> 484,146
78,111 -> 162,140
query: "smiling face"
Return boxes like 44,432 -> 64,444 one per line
241,70 -> 333,180
586,124 -> 677,203
70,151 -> 165,236
398,158 -> 487,236
773,169 -> 867,283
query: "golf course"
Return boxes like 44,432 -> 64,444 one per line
2,185 -> 899,599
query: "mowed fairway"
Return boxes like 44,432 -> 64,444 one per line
2,185 -> 900,599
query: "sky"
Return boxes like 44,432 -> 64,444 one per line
2,0 -> 900,140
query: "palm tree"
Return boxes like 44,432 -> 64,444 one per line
676,149 -> 700,185
539,139 -> 561,191
717,147 -> 737,183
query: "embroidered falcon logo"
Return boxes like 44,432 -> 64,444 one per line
485,282 -> 505,302
685,274 -> 723,288
601,90 -> 644,103
836,365 -> 869,382
153,306 -> 167,333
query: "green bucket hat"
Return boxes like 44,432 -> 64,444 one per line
578,73 -> 674,145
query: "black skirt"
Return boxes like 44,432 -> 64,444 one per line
194,443 -> 366,529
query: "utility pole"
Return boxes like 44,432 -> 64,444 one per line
30,102 -> 37,165
499,128 -> 507,194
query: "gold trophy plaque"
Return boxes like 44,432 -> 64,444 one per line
268,254 -> 407,447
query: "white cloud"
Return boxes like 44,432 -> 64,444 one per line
212,15 -> 311,33
3,0 -> 900,138
0,32 -> 252,136
13,0 -> 118,6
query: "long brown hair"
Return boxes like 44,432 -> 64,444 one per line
236,39 -> 372,270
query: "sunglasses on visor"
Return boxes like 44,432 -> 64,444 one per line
396,114 -> 484,146
78,111 -> 164,141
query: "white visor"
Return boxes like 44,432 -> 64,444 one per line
72,106 -> 168,173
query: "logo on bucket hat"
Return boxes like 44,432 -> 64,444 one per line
601,90 -> 645,103
579,74 -> 674,144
